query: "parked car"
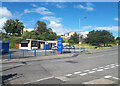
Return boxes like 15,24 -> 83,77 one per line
63,45 -> 75,49
71,45 -> 75,49
52,46 -> 57,49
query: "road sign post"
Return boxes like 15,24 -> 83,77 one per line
57,38 -> 63,53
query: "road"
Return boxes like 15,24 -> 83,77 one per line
1,46 -> 119,84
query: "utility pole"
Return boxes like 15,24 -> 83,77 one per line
79,18 -> 80,53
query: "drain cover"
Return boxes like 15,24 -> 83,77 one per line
66,61 -> 78,63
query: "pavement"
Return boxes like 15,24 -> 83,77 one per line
0,46 -> 119,85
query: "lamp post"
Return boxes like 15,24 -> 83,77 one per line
79,17 -> 87,53
79,19 -> 80,53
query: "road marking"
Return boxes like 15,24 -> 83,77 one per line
79,73 -> 87,76
110,64 -> 115,66
104,68 -> 109,70
65,74 -> 72,77
104,75 -> 112,79
84,70 -> 90,72
88,71 -> 96,74
110,66 -> 115,68
24,76 -> 54,84
105,65 -> 110,67
92,68 -> 98,70
112,77 -> 120,80
97,69 -> 104,71
116,65 -> 119,67
99,67 -> 104,69
36,76 -> 54,82
74,71 -> 81,74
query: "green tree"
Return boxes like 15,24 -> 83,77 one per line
3,19 -> 24,36
85,30 -> 115,46
68,32 -> 79,44
35,21 -> 47,33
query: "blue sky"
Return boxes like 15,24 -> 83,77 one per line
1,2 -> 118,37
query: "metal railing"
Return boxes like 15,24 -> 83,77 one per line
2,48 -> 88,59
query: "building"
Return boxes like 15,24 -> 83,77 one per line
61,32 -> 76,39
21,28 -> 28,35
19,39 -> 58,50
20,39 -> 45,50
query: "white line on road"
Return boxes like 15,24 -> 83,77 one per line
105,65 -> 110,67
110,66 -> 115,68
84,70 -> 90,72
79,73 -> 88,76
65,74 -> 72,77
92,68 -> 98,70
88,71 -> 96,74
104,67 -> 109,70
110,64 -> 115,66
97,69 -> 104,71
104,75 -> 112,79
99,67 -> 104,69
24,76 -> 54,84
74,71 -> 81,74
112,77 -> 120,80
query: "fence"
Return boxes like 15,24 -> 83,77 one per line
2,48 -> 88,59
0,42 -> 9,54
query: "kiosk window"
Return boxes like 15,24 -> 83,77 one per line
21,43 -> 28,47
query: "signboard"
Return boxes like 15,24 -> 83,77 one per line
57,38 -> 63,52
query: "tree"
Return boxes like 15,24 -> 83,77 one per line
3,19 -> 24,36
68,32 -> 79,44
35,21 -> 47,33
85,30 -> 115,46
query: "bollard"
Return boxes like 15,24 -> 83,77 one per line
53,50 -> 55,55
10,51 -> 11,59
69,48 -> 70,53
34,50 -> 36,56
45,50 -> 47,56
61,51 -> 62,54
23,50 -> 24,57
74,48 -> 75,53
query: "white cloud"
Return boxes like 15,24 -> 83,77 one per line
27,28 -> 34,32
49,21 -> 69,35
0,7 -> 12,18
94,26 -> 118,31
31,4 -> 37,7
114,18 -> 118,21
0,17 -> 7,31
56,4 -> 62,8
24,7 -> 53,15
74,3 -> 94,11
41,16 -> 62,22
86,2 -> 94,6
80,26 -> 92,31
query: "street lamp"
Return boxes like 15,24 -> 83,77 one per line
79,17 -> 87,53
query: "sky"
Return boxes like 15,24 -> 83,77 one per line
0,2 -> 118,37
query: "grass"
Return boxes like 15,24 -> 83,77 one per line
72,44 -> 113,49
